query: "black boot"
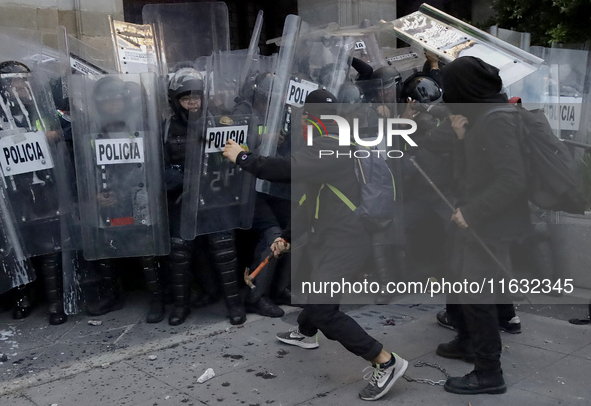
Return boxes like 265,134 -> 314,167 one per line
272,288 -> 292,306
436,336 -> 475,363
40,253 -> 67,325
168,238 -> 191,326
209,232 -> 246,325
12,285 -> 32,319
86,259 -> 124,316
444,369 -> 506,395
246,296 -> 284,318
140,257 -> 165,323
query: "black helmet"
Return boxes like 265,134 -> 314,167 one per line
168,68 -> 204,120
0,61 -> 31,75
253,72 -> 273,97
371,66 -> 402,91
338,82 -> 364,116
338,82 -> 363,105
400,75 -> 443,104
92,76 -> 131,123
93,76 -> 129,103
317,63 -> 335,88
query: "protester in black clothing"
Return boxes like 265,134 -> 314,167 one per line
436,56 -> 531,395
224,89 -> 408,401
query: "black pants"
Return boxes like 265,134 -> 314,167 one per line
446,303 -> 516,324
297,239 -> 382,361
451,230 -> 513,372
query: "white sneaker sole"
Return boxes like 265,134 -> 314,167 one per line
360,358 -> 409,401
276,335 -> 319,349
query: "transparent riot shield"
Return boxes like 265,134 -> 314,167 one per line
180,113 -> 257,239
238,10 -> 265,94
336,22 -> 389,76
529,46 -> 589,142
0,183 -> 35,294
234,54 -> 276,126
109,17 -> 158,75
180,52 -> 258,239
70,73 -> 170,260
0,70 -> 78,259
0,27 -> 45,72
57,27 -> 116,77
383,47 -> 426,81
142,2 -> 230,75
387,4 -> 543,86
258,15 -> 354,198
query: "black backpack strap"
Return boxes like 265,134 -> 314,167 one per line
472,106 -> 517,129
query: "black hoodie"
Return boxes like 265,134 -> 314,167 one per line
442,57 -> 531,240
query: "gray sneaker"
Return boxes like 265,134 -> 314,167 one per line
276,327 -> 319,349
359,352 -> 408,401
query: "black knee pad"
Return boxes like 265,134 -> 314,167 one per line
170,238 -> 192,264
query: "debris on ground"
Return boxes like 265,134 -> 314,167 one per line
197,367 -> 215,383
88,320 -> 103,326
255,371 -> 276,379
101,363 -> 110,368
148,355 -> 158,361
382,318 -> 396,326
0,353 -> 8,362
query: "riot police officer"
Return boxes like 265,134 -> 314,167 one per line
83,76 -> 164,322
0,61 -> 67,325
166,68 -> 246,325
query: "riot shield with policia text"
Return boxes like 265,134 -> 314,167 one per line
0,67 -> 78,259
180,113 -> 257,239
70,73 -> 169,260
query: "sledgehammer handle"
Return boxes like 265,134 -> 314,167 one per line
409,157 -> 532,305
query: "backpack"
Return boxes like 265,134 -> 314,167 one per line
325,143 -> 397,231
480,106 -> 586,214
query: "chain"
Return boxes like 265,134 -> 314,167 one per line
402,361 -> 451,386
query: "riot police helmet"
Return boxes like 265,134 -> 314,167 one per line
168,68 -> 204,120
399,75 -> 443,104
338,82 -> 364,116
252,72 -> 272,108
365,65 -> 402,103
92,76 -> 132,122
338,82 -> 364,106
371,65 -> 402,91
0,61 -> 33,106
0,61 -> 31,74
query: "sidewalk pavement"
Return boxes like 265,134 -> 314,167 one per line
1,292 -> 590,405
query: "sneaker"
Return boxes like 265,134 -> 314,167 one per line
276,327 -> 319,349
436,311 -> 458,332
444,369 -> 506,395
436,337 -> 475,363
359,352 -> 408,401
499,316 -> 521,334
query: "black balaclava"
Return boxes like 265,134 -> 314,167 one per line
441,56 -> 508,120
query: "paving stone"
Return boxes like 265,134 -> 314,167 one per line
23,362 -> 194,406
514,355 -> 591,406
